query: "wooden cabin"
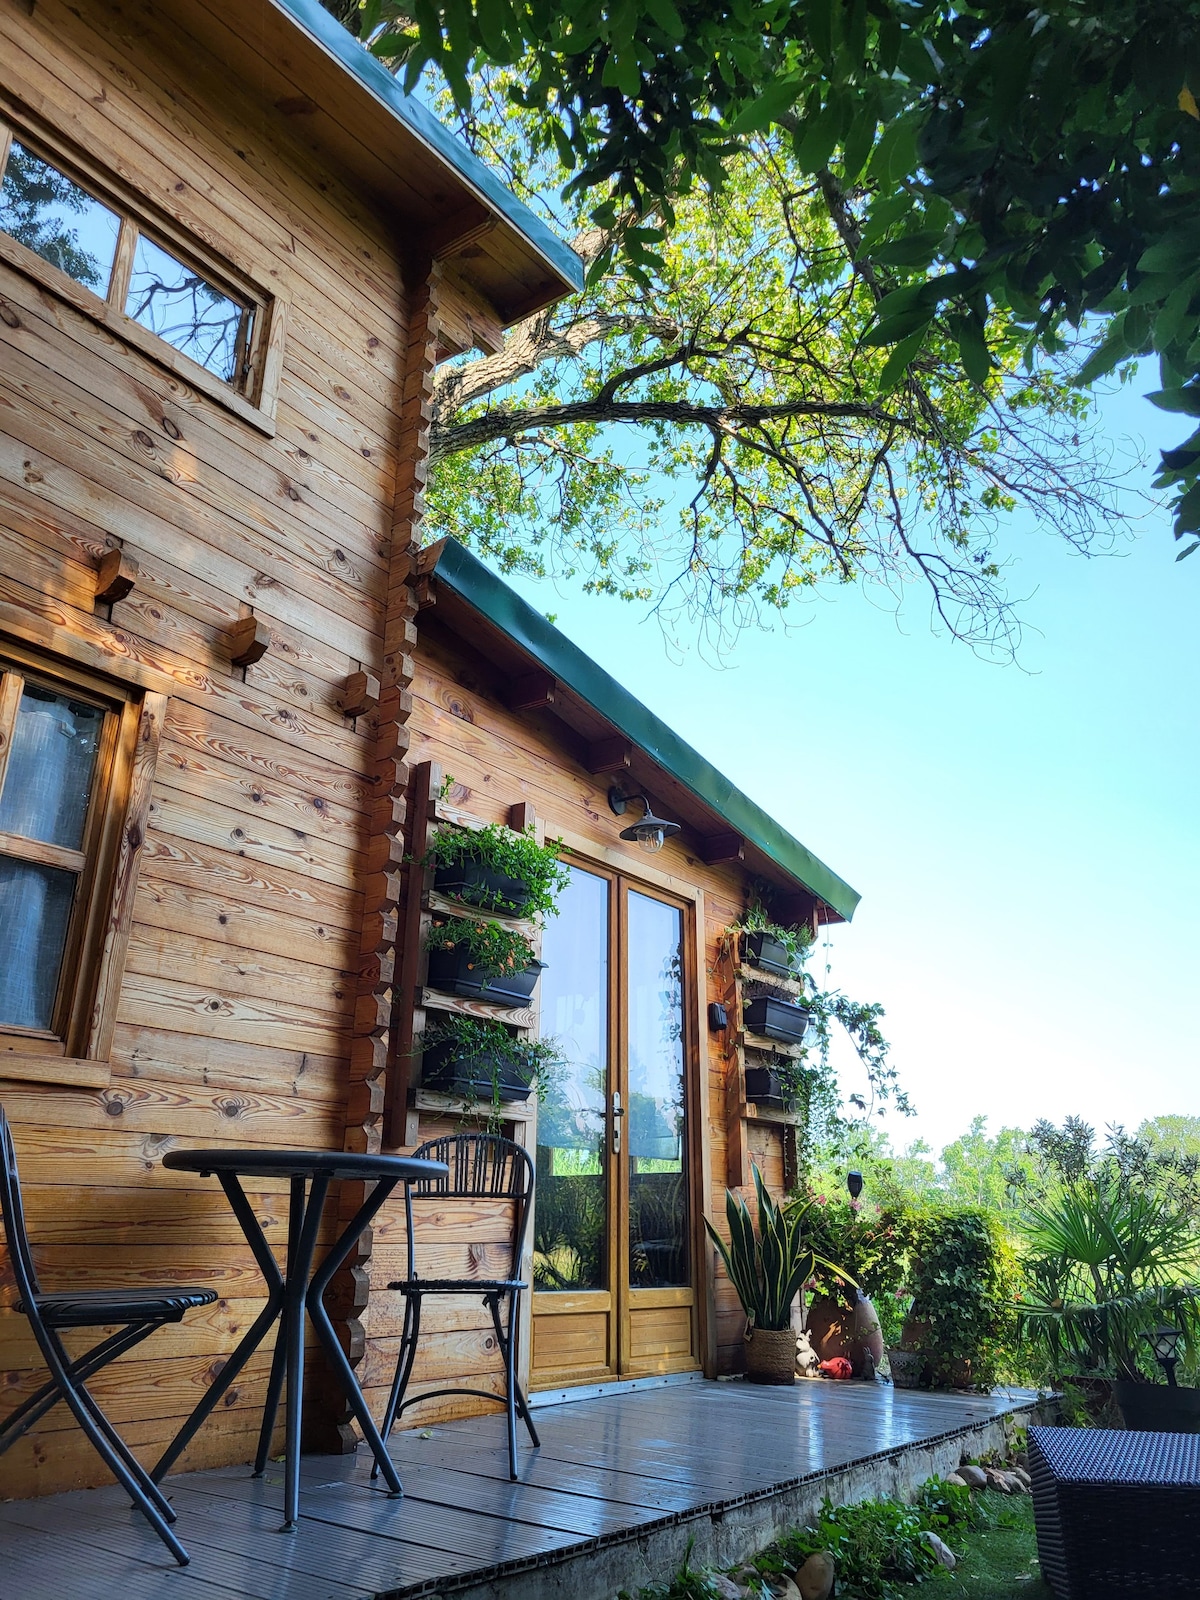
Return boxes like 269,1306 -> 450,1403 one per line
0,0 -> 857,1500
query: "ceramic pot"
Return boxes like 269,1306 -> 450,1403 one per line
744,1325 -> 796,1385
889,1349 -> 926,1389
805,1293 -> 885,1377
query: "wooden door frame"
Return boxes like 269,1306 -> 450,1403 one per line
531,831 -> 716,1383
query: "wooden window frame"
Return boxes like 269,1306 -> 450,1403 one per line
0,639 -> 165,1088
0,104 -> 285,436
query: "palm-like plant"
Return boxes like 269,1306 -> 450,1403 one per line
705,1166 -> 849,1331
1018,1177 -> 1200,1382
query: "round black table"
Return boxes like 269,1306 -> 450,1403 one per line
151,1148 -> 447,1529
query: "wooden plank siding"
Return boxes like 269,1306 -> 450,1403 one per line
0,0 -> 413,1496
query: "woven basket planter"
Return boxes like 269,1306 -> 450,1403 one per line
744,1325 -> 796,1385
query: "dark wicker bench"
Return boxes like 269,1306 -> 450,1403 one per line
1029,1425 -> 1200,1598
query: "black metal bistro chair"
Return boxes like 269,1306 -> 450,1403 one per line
0,1106 -> 217,1565
374,1133 -> 540,1480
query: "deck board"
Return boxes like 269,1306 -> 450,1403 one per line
0,1380 -> 1033,1600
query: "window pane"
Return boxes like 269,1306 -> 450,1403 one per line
0,858 -> 75,1030
0,141 -> 119,292
0,684 -> 104,849
534,865 -> 610,1292
125,233 -> 250,384
627,891 -> 689,1289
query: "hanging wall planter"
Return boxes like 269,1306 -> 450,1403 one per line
425,948 -> 546,1008
420,1038 -> 535,1103
741,929 -> 804,980
744,1065 -> 799,1111
744,994 -> 812,1046
433,860 -> 533,915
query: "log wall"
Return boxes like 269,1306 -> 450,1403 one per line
0,0 -> 415,1495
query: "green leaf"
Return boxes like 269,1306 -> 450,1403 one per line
861,310 -> 935,348
867,228 -> 946,268
1122,304 -> 1152,353
1074,321 -> 1131,386
793,93 -> 848,175
877,327 -> 927,392
957,315 -> 991,385
643,0 -> 685,38
1176,540 -> 1200,560
807,0 -> 836,64
1146,387 -> 1200,416
726,75 -> 803,136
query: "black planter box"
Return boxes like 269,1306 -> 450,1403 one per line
434,859 -> 532,915
744,1065 -> 800,1112
420,1039 -> 534,1102
1114,1380 -> 1200,1434
743,994 -> 812,1045
425,947 -> 545,1008
741,929 -> 803,980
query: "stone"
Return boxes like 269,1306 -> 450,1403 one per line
1011,1466 -> 1032,1488
711,1577 -> 749,1600
958,1464 -> 987,1489
920,1532 -> 957,1571
1001,1472 -> 1028,1494
794,1553 -> 835,1600
944,1472 -> 968,1488
766,1577 -> 802,1600
985,1469 -> 1012,1493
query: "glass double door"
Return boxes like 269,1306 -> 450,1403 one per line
530,862 -> 698,1386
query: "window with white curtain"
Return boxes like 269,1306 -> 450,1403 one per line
0,651 -> 127,1046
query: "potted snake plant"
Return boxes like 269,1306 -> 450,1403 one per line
705,1167 -> 849,1385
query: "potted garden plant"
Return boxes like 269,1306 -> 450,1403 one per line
705,1167 -> 848,1385
422,822 -> 569,920
424,918 -> 546,1008
1019,1177 -> 1200,1431
801,1194 -> 905,1377
738,917 -> 812,981
744,1056 -> 809,1112
419,1016 -> 565,1107
901,1205 -> 1017,1391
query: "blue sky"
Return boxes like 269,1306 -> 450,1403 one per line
496,379 -> 1198,1156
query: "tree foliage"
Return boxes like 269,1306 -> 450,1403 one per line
344,0 -> 1200,560
413,72 -> 1124,653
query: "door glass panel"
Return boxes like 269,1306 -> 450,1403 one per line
627,891 -> 689,1288
0,684 -> 104,849
0,858 -> 76,1029
533,864 -> 609,1291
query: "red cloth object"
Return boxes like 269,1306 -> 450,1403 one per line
819,1356 -> 854,1380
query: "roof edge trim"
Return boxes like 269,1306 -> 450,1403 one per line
427,539 -> 861,923
269,0 -> 584,295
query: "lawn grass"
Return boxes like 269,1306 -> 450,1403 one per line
921,1495 -> 1054,1599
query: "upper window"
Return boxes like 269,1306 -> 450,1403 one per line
0,120 -> 266,406
0,648 -> 140,1054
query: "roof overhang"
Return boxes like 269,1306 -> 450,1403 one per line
417,540 -> 861,925
155,0 -> 583,326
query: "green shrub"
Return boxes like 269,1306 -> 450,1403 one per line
424,916 -> 539,980
905,1206 -> 1020,1389
422,823 -> 569,919
758,1496 -> 940,1596
912,1475 -> 981,1533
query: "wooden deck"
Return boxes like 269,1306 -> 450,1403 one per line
0,1379 -> 1034,1600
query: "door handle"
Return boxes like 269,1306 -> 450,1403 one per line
611,1090 -> 624,1155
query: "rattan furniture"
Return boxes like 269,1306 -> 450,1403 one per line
0,1105 -> 217,1566
1029,1424 -> 1200,1598
375,1133 -> 540,1480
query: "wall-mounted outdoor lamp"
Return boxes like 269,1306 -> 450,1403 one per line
1144,1324 -> 1183,1387
608,787 -> 681,854
847,1170 -> 864,1201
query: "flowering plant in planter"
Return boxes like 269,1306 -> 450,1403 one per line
424,918 -> 539,981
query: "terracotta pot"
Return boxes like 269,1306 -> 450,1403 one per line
744,1325 -> 796,1385
805,1293 -> 884,1377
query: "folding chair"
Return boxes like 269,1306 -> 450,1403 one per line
374,1132 -> 540,1480
0,1105 -> 217,1565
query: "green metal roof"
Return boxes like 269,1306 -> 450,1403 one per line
271,0 -> 584,295
428,540 -> 860,922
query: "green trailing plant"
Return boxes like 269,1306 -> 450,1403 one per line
419,1015 -> 566,1109
757,1495 -> 941,1595
800,1195 -> 909,1312
705,1166 -> 847,1332
421,822 -> 570,919
905,1206 -> 1020,1390
1017,1175 -> 1200,1383
424,917 -> 539,982
731,906 -> 814,974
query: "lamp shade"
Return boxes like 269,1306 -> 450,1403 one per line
846,1170 -> 864,1200
1146,1324 -> 1183,1364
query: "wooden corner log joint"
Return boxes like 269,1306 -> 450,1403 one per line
228,613 -> 271,668
94,546 -> 139,605
338,670 -> 381,720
